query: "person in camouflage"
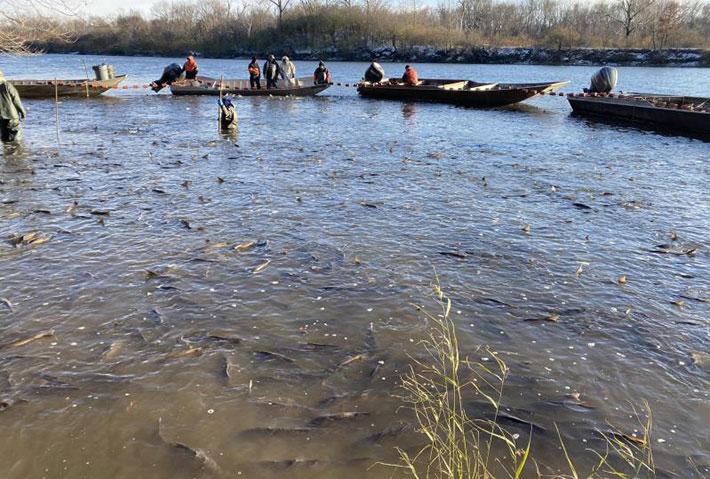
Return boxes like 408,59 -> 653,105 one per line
0,69 -> 26,143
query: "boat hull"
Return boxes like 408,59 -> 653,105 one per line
171,77 -> 330,97
357,79 -> 569,107
11,75 -> 127,99
568,95 -> 710,139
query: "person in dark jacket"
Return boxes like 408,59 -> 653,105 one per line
150,63 -> 183,92
263,54 -> 280,90
248,57 -> 261,90
313,61 -> 331,85
0,70 -> 26,143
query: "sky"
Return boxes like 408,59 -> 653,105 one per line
79,0 -> 436,17
82,0 -> 161,16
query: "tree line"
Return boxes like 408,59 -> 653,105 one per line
3,0 -> 709,57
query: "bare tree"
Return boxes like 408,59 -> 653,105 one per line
0,0 -> 79,54
265,0 -> 294,26
610,0 -> 656,39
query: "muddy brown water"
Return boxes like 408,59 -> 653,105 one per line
0,55 -> 708,478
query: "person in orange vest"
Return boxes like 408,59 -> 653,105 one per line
183,55 -> 198,80
248,56 -> 261,89
402,65 -> 419,86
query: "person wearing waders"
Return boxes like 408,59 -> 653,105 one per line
0,70 -> 26,143
281,56 -> 297,87
248,56 -> 261,90
263,54 -> 280,90
218,98 -> 238,131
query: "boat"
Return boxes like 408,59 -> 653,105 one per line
170,76 -> 331,97
567,92 -> 709,138
356,79 -> 570,107
10,75 -> 127,99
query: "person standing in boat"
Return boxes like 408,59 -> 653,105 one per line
281,56 -> 297,87
183,55 -> 199,80
0,70 -> 26,143
263,55 -> 280,90
248,57 -> 261,90
402,65 -> 419,86
313,61 -> 331,85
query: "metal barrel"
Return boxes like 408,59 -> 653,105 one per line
92,64 -> 109,81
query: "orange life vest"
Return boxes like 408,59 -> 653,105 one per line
248,64 -> 260,76
403,67 -> 418,86
183,57 -> 198,73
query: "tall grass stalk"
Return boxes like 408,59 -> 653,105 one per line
385,279 -> 657,479
381,279 -> 530,479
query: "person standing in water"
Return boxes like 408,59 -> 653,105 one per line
218,98 -> 238,130
0,70 -> 26,143
248,56 -> 261,90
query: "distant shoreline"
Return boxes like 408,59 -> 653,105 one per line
40,46 -> 710,68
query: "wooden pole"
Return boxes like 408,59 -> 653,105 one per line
218,75 -> 224,131
81,59 -> 91,98
54,78 -> 61,148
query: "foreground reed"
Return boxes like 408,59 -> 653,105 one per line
384,279 -> 656,479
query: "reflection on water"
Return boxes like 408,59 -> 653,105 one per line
0,56 -> 709,479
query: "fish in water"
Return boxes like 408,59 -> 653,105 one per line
238,427 -> 314,438
0,297 -> 13,312
355,424 -> 408,445
253,350 -> 295,364
308,411 -> 370,427
650,244 -> 698,256
218,354 -> 238,383
157,418 -> 221,474
690,351 -> 709,368
234,240 -> 256,252
8,231 -> 51,247
524,314 -> 559,323
439,251 -> 468,259
333,353 -> 367,371
7,330 -> 55,348
253,260 -> 271,274
101,340 -> 128,361
237,459 -> 321,471
572,202 -> 593,210
168,347 -> 203,359
182,332 -> 242,346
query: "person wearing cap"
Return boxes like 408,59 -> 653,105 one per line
0,70 -> 26,143
281,56 -> 297,87
183,55 -> 199,80
247,56 -> 261,90
313,61 -> 331,85
218,97 -> 238,130
402,64 -> 419,86
263,54 -> 280,90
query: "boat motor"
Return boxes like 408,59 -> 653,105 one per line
364,62 -> 385,83
585,66 -> 618,94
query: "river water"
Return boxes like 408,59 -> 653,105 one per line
0,54 -> 708,478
